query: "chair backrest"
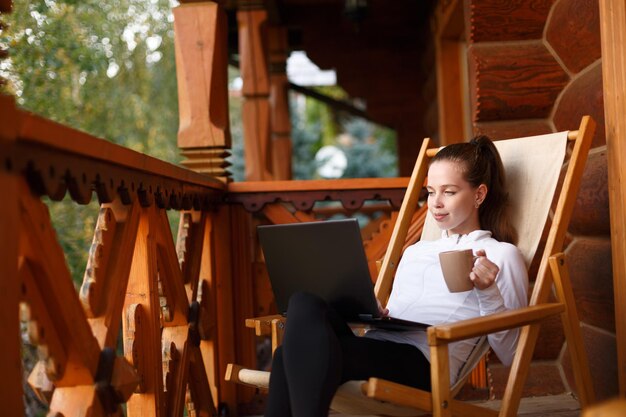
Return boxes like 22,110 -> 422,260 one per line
421,131 -> 569,269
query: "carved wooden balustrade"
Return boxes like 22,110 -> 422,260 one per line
0,96 -> 427,416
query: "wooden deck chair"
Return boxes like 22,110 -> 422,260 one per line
226,116 -> 597,417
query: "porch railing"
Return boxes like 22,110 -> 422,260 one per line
1,97 -> 415,416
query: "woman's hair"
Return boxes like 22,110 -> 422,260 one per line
430,135 -> 517,244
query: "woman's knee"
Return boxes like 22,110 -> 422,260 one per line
287,291 -> 326,320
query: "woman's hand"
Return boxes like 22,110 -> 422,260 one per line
377,299 -> 389,317
470,249 -> 500,290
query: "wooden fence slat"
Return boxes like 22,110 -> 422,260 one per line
124,207 -> 165,416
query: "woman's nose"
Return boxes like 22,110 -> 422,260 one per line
432,194 -> 443,208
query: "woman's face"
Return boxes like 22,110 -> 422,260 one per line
426,160 -> 486,236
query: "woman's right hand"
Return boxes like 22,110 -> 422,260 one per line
377,299 -> 389,317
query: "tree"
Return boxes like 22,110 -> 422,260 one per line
2,0 -> 181,284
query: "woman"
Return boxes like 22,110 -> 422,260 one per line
264,136 -> 529,417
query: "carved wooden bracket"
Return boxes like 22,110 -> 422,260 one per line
225,188 -> 407,213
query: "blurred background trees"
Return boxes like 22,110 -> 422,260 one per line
1,0 -> 397,285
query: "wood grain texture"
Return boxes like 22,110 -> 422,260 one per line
173,3 -> 231,149
469,42 -> 569,122
599,0 -> 626,396
468,0 -> 554,42
546,0 -> 601,74
0,155 -> 22,417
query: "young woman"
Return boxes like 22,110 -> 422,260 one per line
264,136 -> 529,417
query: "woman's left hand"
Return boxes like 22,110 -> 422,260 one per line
470,249 -> 500,290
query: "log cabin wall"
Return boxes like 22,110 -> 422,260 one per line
463,0 -> 616,401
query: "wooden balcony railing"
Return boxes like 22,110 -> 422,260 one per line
1,97 -> 424,416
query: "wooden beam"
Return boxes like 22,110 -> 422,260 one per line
599,0 -> 626,397
0,95 -> 23,417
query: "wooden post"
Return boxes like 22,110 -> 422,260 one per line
173,1 -> 232,182
230,205 -> 259,404
434,0 -> 467,145
209,205 -> 238,414
123,207 -> 165,416
238,2 -> 273,181
599,0 -> 626,397
269,26 -> 293,180
0,95 -> 24,417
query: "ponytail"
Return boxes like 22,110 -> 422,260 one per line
431,136 -> 517,244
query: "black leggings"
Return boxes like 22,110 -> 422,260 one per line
264,291 -> 431,417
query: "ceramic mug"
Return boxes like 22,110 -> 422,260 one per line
438,249 -> 475,292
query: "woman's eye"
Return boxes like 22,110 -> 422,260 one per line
444,191 -> 456,196
427,191 -> 435,196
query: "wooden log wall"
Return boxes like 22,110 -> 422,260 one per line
461,0 -> 617,401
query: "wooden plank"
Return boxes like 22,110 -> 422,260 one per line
210,205 -> 238,411
88,199 -> 141,349
227,177 -> 409,193
194,214 -> 220,410
375,139 -> 431,302
230,205 -> 258,403
17,111 -> 224,190
0,96 -> 23,415
366,378 -> 499,417
429,338 -> 452,417
549,254 -> 595,406
598,0 -> 626,396
432,304 -> 564,343
123,207 -> 164,416
156,208 -> 190,327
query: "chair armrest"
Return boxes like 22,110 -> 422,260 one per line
427,303 -> 564,345
245,314 -> 285,336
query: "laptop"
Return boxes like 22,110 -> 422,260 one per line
257,218 -> 428,331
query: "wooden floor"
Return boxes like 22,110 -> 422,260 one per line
249,393 -> 581,416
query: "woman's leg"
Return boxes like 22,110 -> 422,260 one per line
339,336 -> 431,391
264,346 -> 292,417
265,291 -> 351,417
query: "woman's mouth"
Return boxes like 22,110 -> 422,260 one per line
432,213 -> 447,221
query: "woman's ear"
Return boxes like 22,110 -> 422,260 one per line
476,184 -> 488,206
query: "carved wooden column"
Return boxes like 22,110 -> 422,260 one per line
173,1 -> 232,182
599,0 -> 626,396
238,1 -> 273,181
0,95 -> 23,417
269,26 -> 293,180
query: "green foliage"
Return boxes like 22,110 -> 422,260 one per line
2,0 -> 181,286
2,0 -> 180,162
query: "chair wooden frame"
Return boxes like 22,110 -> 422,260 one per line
227,116 -> 597,417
